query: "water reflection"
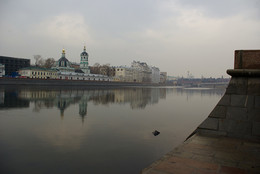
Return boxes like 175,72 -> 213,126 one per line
0,87 -> 224,120
0,86 -> 225,174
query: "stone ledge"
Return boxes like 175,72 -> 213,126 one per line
227,69 -> 260,77
234,50 -> 260,69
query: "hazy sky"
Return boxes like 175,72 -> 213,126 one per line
0,0 -> 259,77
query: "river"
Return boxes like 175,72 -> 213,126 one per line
0,86 -> 225,174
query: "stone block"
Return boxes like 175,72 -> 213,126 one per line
234,50 -> 260,69
255,96 -> 260,109
226,107 -> 247,121
252,122 -> 260,136
198,118 -> 218,130
218,94 -> 230,106
197,129 -> 227,136
248,78 -> 260,95
209,106 -> 227,118
247,108 -> 260,122
245,95 -> 255,112
231,95 -> 247,107
226,77 -> 247,95
219,119 -> 252,135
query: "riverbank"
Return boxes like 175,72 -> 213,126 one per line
141,133 -> 260,174
0,78 -> 159,87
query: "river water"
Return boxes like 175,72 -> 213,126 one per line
0,86 -> 225,174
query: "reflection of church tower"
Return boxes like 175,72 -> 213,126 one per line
79,97 -> 88,123
57,100 -> 67,120
80,46 -> 90,74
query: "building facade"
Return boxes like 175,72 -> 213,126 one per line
114,66 -> 134,82
0,64 -> 5,77
131,61 -> 152,82
160,72 -> 167,84
19,67 -> 58,79
58,72 -> 111,81
151,66 -> 160,84
0,56 -> 30,76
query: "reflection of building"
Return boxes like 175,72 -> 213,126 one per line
14,87 -> 167,119
0,90 -> 29,109
0,56 -> 30,76
79,96 -> 88,122
0,64 -> 5,77
0,90 -> 4,104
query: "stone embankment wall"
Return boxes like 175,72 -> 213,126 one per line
0,78 -> 159,87
195,50 -> 260,141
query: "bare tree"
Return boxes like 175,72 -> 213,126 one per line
34,55 -> 45,67
90,63 -> 101,74
44,58 -> 55,68
34,55 -> 41,66
93,63 -> 100,67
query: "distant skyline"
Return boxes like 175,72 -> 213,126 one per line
0,0 -> 259,78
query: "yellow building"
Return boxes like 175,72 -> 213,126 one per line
19,67 -> 58,79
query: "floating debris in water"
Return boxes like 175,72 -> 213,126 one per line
152,130 -> 160,136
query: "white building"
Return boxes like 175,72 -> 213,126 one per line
131,61 -> 152,82
18,67 -> 58,79
151,66 -> 160,84
114,66 -> 134,82
0,64 -> 5,77
58,72 -> 111,81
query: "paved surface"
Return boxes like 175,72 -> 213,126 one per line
141,134 -> 260,174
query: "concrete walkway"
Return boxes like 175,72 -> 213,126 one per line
141,134 -> 260,174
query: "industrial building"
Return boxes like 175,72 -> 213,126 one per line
0,56 -> 30,76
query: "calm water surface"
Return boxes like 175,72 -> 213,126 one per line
0,86 -> 225,174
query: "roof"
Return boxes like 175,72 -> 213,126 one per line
58,57 -> 69,62
19,66 -> 57,71
80,51 -> 88,56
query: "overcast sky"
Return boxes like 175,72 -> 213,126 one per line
0,0 -> 259,77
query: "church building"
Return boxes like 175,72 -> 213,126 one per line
52,46 -> 111,82
80,46 -> 90,74
52,49 -> 75,72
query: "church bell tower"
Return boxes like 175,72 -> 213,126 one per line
80,46 -> 90,74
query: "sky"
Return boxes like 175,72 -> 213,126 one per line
0,0 -> 259,78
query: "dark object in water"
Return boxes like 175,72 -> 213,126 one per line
152,130 -> 160,136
